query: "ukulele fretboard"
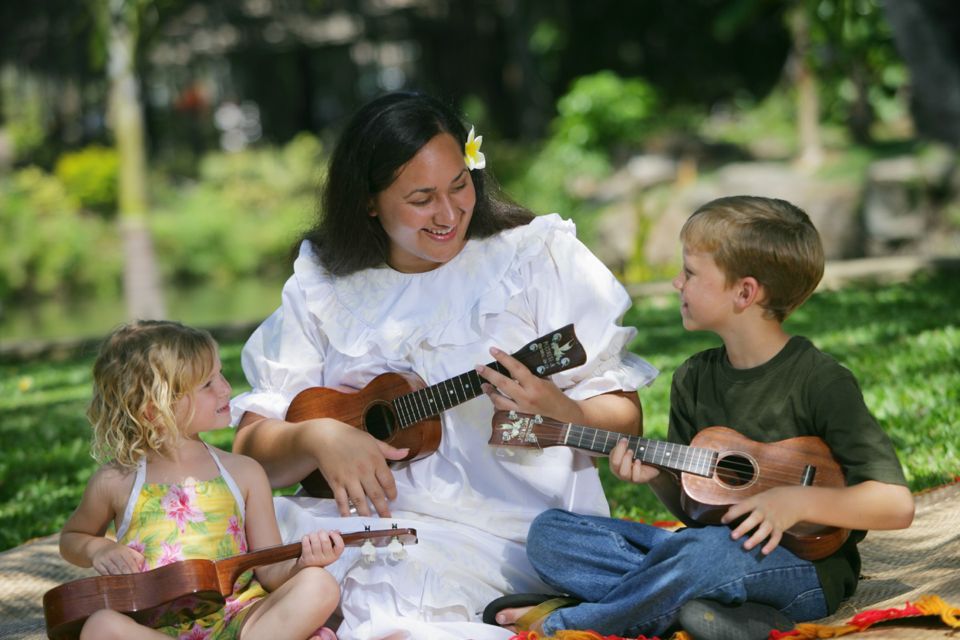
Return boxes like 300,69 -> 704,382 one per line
392,363 -> 509,428
561,424 -> 717,478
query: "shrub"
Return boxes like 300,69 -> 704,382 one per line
0,167 -> 120,300
505,71 -> 660,239
151,133 -> 324,284
54,146 -> 119,214
552,70 -> 659,155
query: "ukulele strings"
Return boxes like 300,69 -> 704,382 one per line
504,428 -> 833,487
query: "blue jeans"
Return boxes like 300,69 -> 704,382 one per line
527,509 -> 829,637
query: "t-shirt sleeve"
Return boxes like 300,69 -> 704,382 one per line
810,368 -> 908,487
519,225 -> 658,400
229,274 -> 330,424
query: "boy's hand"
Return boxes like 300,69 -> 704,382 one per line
722,486 -> 804,555
477,348 -> 583,423
609,438 -> 660,484
91,541 -> 145,575
298,530 -> 345,568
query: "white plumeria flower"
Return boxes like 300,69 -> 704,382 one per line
464,126 -> 486,170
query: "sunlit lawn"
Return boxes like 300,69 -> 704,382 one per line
1,271 -> 958,551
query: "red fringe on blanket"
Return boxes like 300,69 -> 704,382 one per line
509,595 -> 960,640
770,594 -> 960,638
509,630 -> 692,640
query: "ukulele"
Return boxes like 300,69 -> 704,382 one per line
286,324 -> 586,497
43,526 -> 417,640
490,410 -> 850,561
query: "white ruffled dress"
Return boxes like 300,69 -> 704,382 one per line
230,214 -> 658,639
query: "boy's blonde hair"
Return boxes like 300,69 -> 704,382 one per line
87,320 -> 218,468
680,196 -> 824,322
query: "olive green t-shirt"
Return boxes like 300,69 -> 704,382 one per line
668,336 -> 908,613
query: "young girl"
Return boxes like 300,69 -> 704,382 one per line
60,320 -> 344,640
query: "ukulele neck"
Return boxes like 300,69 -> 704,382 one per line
561,423 -> 716,478
216,542 -> 301,593
391,361 -> 510,429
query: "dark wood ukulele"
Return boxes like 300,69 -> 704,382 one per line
490,410 -> 850,561
286,324 -> 586,497
43,526 -> 417,640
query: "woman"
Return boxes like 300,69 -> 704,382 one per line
230,92 -> 658,639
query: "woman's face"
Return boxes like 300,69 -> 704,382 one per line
371,132 -> 476,273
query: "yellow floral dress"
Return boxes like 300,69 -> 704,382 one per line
115,444 -> 269,639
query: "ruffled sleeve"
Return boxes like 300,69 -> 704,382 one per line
229,271 -> 331,424
509,215 -> 659,399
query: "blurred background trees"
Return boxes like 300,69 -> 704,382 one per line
1,0 -> 958,341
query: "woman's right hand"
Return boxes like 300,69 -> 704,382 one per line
310,419 -> 409,517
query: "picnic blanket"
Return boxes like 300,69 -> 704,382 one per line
1,482 -> 957,640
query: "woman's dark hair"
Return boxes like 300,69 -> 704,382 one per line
302,92 -> 534,276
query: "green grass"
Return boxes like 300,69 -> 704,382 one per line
2,272 -> 958,551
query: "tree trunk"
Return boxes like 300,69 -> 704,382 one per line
108,0 -> 166,320
787,3 -> 823,170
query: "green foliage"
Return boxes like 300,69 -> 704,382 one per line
701,88 -> 798,158
808,0 -> 909,135
2,272 -> 957,549
0,167 -> 120,300
0,66 -> 47,164
505,71 -> 660,238
553,71 -> 658,154
0,135 -> 323,305
151,133 -> 323,284
54,145 -> 119,213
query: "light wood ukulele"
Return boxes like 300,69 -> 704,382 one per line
286,325 -> 587,497
43,526 -> 417,640
490,410 -> 850,560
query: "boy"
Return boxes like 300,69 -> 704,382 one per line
485,196 -> 915,640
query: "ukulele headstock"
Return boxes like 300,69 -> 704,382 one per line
352,524 -> 418,564
489,410 -> 566,449
511,324 -> 586,377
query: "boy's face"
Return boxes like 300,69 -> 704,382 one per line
672,247 -> 736,332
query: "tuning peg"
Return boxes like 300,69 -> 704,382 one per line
360,539 -> 377,564
387,536 -> 406,561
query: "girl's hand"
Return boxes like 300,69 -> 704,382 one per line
91,541 -> 145,575
609,438 -> 660,484
312,419 -> 408,518
721,486 -> 804,555
298,530 -> 345,568
476,347 -> 583,423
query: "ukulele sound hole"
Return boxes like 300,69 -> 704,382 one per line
715,453 -> 756,488
364,403 -> 397,441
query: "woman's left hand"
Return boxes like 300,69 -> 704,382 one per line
476,347 -> 584,423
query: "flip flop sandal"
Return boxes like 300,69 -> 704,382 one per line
482,592 -> 580,631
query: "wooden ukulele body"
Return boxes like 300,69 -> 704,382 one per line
286,372 -> 442,497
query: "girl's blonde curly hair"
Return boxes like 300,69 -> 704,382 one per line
87,320 -> 218,469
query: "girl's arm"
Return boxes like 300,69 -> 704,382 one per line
723,480 -> 915,556
233,454 -> 344,591
60,467 -> 144,575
